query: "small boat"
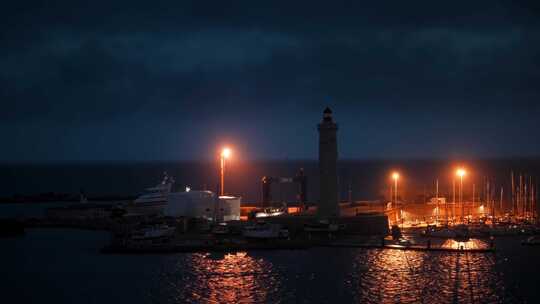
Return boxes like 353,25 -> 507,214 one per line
396,238 -> 412,246
391,224 -> 402,240
212,223 -> 230,235
522,236 -> 540,246
422,225 -> 455,238
131,224 -> 176,240
253,207 -> 285,218
243,222 -> 288,239
487,225 -> 519,236
304,220 -> 343,232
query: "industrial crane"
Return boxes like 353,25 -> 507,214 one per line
261,168 -> 307,210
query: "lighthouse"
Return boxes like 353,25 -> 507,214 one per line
318,107 -> 339,217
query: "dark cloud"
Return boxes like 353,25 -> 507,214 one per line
1,1 -> 540,161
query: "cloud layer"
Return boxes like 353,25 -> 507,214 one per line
1,1 -> 539,161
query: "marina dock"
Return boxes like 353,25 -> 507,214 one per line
100,232 -> 497,254
324,242 -> 495,253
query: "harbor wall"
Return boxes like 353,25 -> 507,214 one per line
388,202 -> 502,224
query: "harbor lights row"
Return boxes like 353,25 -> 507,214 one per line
390,167 -> 468,224
389,167 -> 468,202
456,168 -> 467,222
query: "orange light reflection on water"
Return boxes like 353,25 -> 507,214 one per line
369,249 -> 427,303
441,239 -> 488,250
353,247 -> 502,303
184,251 -> 277,304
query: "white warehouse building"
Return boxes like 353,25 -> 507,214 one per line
165,190 -> 241,222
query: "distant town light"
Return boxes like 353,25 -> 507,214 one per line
456,168 -> 466,177
392,172 -> 400,180
186,186 -> 191,192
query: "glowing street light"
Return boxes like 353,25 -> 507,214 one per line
220,147 -> 232,196
392,172 -> 400,205
391,172 -> 400,223
221,147 -> 231,159
456,168 -> 467,223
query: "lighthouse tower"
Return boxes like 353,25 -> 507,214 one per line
318,107 -> 339,217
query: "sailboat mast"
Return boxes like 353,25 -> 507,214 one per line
453,178 -> 456,224
445,179 -> 449,225
534,179 -> 540,225
525,176 -> 531,219
529,176 -> 533,220
519,174 -> 523,218
472,183 -> 476,220
491,181 -> 495,223
436,179 -> 439,224
511,171 -> 515,217
500,186 -> 503,216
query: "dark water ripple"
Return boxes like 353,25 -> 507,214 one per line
146,248 -> 522,304
1,228 -> 537,304
347,249 -> 514,304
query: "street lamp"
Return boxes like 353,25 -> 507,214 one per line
220,147 -> 231,196
391,172 -> 400,224
456,168 -> 466,223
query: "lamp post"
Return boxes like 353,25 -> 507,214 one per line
392,172 -> 400,224
220,147 -> 231,196
452,178 -> 455,224
436,179 -> 439,225
456,168 -> 466,223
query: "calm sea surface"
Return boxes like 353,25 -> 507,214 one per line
1,227 -> 539,304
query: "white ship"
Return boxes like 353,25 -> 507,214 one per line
125,173 -> 174,216
122,172 -> 242,221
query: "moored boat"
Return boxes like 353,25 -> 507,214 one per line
212,223 -> 230,235
304,220 -> 343,233
131,224 -> 176,240
391,224 -> 402,240
243,222 -> 288,239
522,236 -> 540,246
422,225 -> 455,238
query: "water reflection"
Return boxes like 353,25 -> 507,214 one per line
350,248 -> 512,303
160,252 -> 279,303
152,247 -> 517,303
441,239 -> 488,250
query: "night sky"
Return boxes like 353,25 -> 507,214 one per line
2,1 -> 539,162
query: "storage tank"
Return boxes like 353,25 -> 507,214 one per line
165,190 -> 241,221
218,196 -> 241,221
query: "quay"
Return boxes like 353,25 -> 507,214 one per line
324,242 -> 495,253
101,239 -> 313,254
101,239 -> 495,254
100,230 -> 497,254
